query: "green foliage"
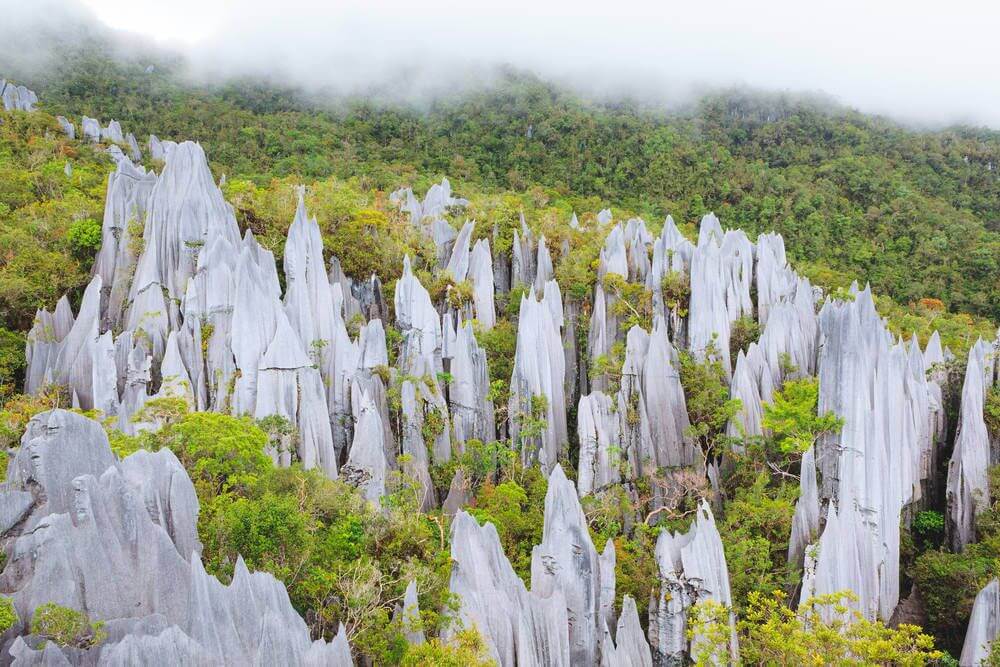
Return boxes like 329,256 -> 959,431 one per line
762,377 -> 843,455
912,511 -> 945,551
476,320 -> 516,394
0,596 -> 16,633
0,328 -> 27,398
400,627 -> 495,666
687,590 -> 941,665
728,315 -> 761,360
660,271 -> 690,315
159,412 -> 271,495
470,467 -> 547,580
30,602 -> 107,649
911,547 -> 997,655
719,473 -> 798,609
589,342 -> 625,395
985,387 -> 1000,437
0,387 -> 66,448
602,274 -> 652,332
66,217 -> 102,259
678,346 -> 741,454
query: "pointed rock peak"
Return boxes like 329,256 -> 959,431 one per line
260,313 -> 313,370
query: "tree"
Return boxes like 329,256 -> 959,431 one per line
762,377 -> 842,456
687,590 -> 941,666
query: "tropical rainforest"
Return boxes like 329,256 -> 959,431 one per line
1,24 -> 999,667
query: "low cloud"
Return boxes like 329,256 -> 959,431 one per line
6,0 -> 1000,127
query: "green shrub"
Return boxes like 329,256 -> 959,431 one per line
470,467 -> 547,580
912,547 -> 997,655
400,627 -> 494,666
762,377 -> 843,455
0,596 -> 17,633
912,511 -> 945,551
729,315 -> 761,360
66,218 -> 102,259
30,602 -> 106,649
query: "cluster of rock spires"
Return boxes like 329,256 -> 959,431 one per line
445,465 -> 658,666
1,79 -> 37,112
0,409 -> 354,665
9,82 -> 1000,664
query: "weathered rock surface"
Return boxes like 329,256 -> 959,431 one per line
961,579 -> 1000,666
530,465 -> 603,665
0,410 -> 352,666
509,283 -> 568,471
649,502 -> 736,664
446,511 -> 570,666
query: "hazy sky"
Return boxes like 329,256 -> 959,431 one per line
45,0 -> 1000,127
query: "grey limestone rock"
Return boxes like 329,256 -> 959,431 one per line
446,511 -> 570,666
530,465 -> 604,665
948,338 -> 998,550
576,391 -> 620,497
603,595 -> 652,667
961,579 -> 1000,666
56,116 -> 75,139
342,389 -> 389,507
82,116 -> 101,143
509,283 -> 568,472
649,502 -> 736,664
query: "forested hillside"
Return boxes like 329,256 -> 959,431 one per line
1,29 -> 999,667
10,35 -> 1000,323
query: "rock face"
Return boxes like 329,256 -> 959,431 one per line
1,79 -> 37,111
948,338 -> 998,550
446,511 -> 570,666
576,391 -> 620,496
0,410 -> 352,666
530,466 -> 603,665
649,502 -> 736,664
20,98 -> 997,662
961,579 -> 1000,666
801,285 -> 945,621
509,283 -> 568,471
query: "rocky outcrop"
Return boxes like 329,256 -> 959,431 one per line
449,322 -> 496,448
509,283 -> 568,471
576,391 -> 620,497
649,502 -> 736,664
1,79 -> 37,111
0,410 -> 352,665
530,465 -> 603,665
446,511 -> 570,666
804,285 -> 945,620
948,338 -> 998,550
961,579 -> 1000,666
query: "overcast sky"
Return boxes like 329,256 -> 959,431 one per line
30,0 -> 1000,127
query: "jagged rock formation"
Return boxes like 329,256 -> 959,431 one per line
446,511 -> 571,666
649,502 -> 736,664
0,410 -> 352,665
802,285 -> 946,620
56,116 -> 75,139
948,337 -> 999,550
961,579 -> 1000,666
530,465 -> 604,665
391,177 -> 468,223
18,95 -> 997,662
603,595 -> 653,667
509,283 -> 568,471
576,391 -> 620,496
449,322 -> 496,447
394,580 -> 426,645
1,79 -> 37,111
